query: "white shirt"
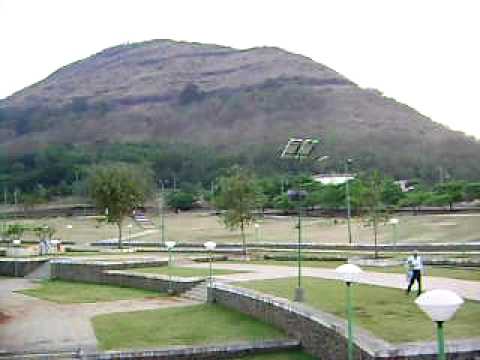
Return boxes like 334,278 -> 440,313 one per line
406,255 -> 423,271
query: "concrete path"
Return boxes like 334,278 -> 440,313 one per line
186,263 -> 480,301
0,278 -> 198,354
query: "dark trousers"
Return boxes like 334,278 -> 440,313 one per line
407,269 -> 422,295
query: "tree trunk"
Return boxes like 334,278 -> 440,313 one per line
241,221 -> 247,258
117,221 -> 123,249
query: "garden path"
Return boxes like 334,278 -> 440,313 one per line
0,278 -> 198,354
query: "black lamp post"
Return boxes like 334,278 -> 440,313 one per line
288,189 -> 308,302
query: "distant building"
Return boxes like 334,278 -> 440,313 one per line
395,180 -> 416,192
312,173 -> 355,185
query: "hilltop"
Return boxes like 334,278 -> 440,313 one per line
1,39 -> 479,180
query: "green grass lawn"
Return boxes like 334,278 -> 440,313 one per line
234,351 -> 316,360
17,280 -> 165,303
92,303 -> 285,350
128,266 -> 245,277
225,260 -> 480,282
236,277 -> 480,343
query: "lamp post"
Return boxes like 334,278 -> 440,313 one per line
165,241 -> 176,294
280,138 -> 323,302
345,158 -> 353,245
204,241 -> 216,288
335,263 -> 363,360
65,224 -> 73,243
158,181 -> 166,246
288,189 -> 308,302
415,289 -> 464,360
127,224 -> 133,245
254,223 -> 260,243
388,218 -> 399,246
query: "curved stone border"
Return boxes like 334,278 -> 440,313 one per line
209,284 -> 480,360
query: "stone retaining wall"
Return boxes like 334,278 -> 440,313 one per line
209,284 -> 480,360
0,258 -> 48,277
86,339 -> 300,360
91,241 -> 480,253
50,259 -> 202,295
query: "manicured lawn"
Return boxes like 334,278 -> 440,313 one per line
92,304 -> 285,350
234,351 -> 316,360
226,260 -> 480,281
17,280 -> 165,303
128,266 -> 245,277
236,277 -> 480,343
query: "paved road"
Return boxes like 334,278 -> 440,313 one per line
186,263 -> 480,301
0,278 -> 198,354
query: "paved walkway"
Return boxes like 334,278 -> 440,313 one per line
186,263 -> 480,301
0,278 -> 198,354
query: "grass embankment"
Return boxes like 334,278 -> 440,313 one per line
93,304 -> 285,350
237,277 -> 480,343
225,260 -> 480,282
129,266 -> 245,277
18,280 -> 165,303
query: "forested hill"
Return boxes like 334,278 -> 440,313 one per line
1,39 -> 480,181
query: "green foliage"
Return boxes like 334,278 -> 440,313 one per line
166,191 -> 197,211
399,190 -> 431,213
33,225 -> 56,241
464,182 -> 480,201
88,164 -> 153,247
214,166 -> 263,255
3,223 -> 27,242
433,181 -> 466,210
354,171 -> 390,258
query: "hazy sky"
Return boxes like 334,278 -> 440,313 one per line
1,0 -> 479,138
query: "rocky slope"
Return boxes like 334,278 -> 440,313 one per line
1,39 -> 479,179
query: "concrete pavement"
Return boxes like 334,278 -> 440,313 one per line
0,278 -> 198,354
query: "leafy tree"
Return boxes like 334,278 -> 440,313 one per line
433,181 -> 465,211
355,171 -> 389,258
273,193 -> 295,214
166,191 -> 197,211
33,225 -> 56,241
381,179 -> 405,206
319,185 -> 345,210
399,190 -> 431,215
4,224 -> 27,244
88,164 -> 153,248
464,182 -> 480,201
214,166 -> 262,256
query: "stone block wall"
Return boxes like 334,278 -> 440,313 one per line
0,258 -> 48,277
209,284 -> 480,360
50,259 -> 202,295
88,339 -> 300,359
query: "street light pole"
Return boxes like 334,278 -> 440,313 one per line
165,241 -> 176,294
204,241 -> 216,288
346,281 -> 354,360
416,289 -> 464,360
345,159 -> 353,245
336,264 -> 363,360
297,205 -> 302,292
436,321 -> 445,360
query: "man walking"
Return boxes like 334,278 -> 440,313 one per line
406,250 -> 423,296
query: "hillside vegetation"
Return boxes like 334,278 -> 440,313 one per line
1,39 -> 479,183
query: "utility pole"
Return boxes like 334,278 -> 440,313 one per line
345,159 -> 353,245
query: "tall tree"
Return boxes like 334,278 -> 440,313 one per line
355,171 -> 389,258
88,164 -> 153,248
214,166 -> 262,257
433,181 -> 466,211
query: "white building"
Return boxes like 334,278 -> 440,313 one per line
313,173 -> 355,185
